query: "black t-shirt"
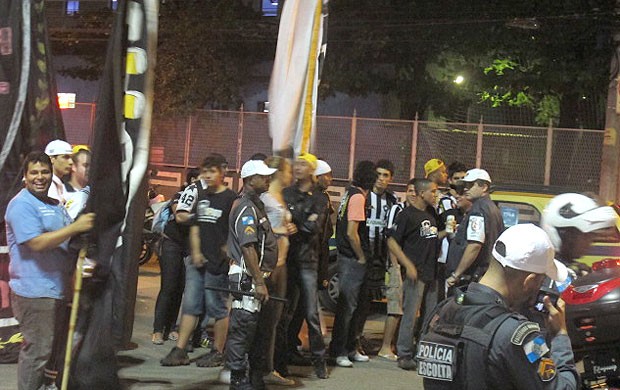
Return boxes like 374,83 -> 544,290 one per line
387,206 -> 439,282
195,186 -> 237,275
164,192 -> 189,247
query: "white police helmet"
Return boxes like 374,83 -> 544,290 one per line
541,193 -> 618,251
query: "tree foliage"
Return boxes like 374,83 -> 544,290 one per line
321,0 -> 616,126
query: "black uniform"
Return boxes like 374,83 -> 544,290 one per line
446,194 -> 504,279
418,283 -> 579,390
225,190 -> 277,387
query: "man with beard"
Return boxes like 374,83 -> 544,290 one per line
417,224 -> 578,389
5,152 -> 95,390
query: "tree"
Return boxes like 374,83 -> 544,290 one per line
321,0 -> 615,126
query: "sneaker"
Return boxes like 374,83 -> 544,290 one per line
348,351 -> 370,362
263,370 -> 295,386
218,368 -> 231,385
167,330 -> 179,341
152,332 -> 164,345
313,358 -> 329,379
160,346 -> 190,366
397,357 -> 417,371
195,350 -> 225,367
336,356 -> 353,367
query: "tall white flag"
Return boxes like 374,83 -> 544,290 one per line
269,0 -> 327,156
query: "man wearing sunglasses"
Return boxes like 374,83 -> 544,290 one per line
445,169 -> 504,291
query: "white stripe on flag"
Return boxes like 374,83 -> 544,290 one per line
268,0 -> 323,155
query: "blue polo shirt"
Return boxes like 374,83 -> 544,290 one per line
5,189 -> 73,300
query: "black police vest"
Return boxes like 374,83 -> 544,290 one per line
417,292 -> 513,390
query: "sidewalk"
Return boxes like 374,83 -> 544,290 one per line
0,261 -> 423,389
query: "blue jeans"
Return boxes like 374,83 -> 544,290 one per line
283,265 -> 326,358
396,277 -> 426,360
182,257 -> 229,320
329,254 -> 367,357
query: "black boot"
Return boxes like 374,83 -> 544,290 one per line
230,370 -> 253,390
249,369 -> 266,390
313,357 -> 329,379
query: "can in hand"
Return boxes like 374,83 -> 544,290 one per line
446,215 -> 456,234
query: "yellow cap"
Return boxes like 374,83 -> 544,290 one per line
297,153 -> 318,170
424,158 -> 445,178
72,144 -> 90,154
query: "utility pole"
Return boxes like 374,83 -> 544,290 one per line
600,1 -> 620,204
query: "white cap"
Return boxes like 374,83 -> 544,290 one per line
45,140 -> 73,156
315,160 -> 332,176
240,160 -> 277,179
461,168 -> 492,183
492,224 -> 568,282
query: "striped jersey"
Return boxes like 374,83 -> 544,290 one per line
366,190 -> 397,258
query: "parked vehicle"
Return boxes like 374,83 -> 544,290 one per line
139,200 -> 167,266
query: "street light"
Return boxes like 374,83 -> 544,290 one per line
454,75 -> 465,84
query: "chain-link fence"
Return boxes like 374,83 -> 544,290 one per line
62,105 -> 604,192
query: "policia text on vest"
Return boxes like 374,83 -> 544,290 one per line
417,341 -> 456,381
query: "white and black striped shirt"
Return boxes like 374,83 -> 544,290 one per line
366,190 -> 397,258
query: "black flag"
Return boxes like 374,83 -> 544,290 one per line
69,0 -> 158,388
0,0 -> 65,259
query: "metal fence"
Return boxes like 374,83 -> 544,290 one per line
63,104 -> 604,192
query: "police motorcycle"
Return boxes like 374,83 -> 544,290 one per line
542,197 -> 620,390
562,257 -> 620,389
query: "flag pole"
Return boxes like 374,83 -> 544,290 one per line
300,0 -> 323,155
60,246 -> 87,390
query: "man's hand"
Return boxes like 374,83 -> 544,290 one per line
254,283 -> 269,302
544,296 -> 568,337
73,213 -> 96,233
285,222 -> 298,236
446,273 -> 458,287
191,252 -> 206,268
405,264 -> 418,281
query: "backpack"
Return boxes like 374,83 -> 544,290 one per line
151,200 -> 172,234
417,292 -> 514,390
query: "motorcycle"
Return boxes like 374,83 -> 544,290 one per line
563,258 -> 620,389
139,200 -> 167,266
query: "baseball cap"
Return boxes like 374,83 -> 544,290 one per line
72,144 -> 90,154
315,160 -> 332,176
461,168 -> 492,183
424,158 -> 445,178
492,224 -> 568,282
240,160 -> 277,179
45,140 -> 73,156
297,152 -> 318,170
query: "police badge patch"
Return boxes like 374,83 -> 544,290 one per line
510,322 -> 540,345
537,358 -> 557,381
523,336 -> 549,363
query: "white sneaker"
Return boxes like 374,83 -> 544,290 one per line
349,351 -> 370,362
218,368 -> 231,384
336,356 -> 353,367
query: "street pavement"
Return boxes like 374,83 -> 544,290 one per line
0,259 -> 424,389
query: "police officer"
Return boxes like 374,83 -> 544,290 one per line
446,169 -> 504,290
226,160 -> 278,390
418,224 -> 578,389
541,192 -> 618,277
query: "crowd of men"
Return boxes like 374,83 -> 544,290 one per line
4,139 -> 620,390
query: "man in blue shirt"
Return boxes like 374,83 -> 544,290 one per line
5,152 -> 94,390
